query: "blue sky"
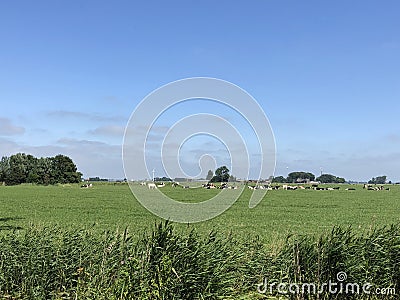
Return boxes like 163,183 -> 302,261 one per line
1,1 -> 399,182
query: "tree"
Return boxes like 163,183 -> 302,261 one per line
206,170 -> 213,181
51,154 -> 82,184
287,172 -> 315,183
316,174 -> 346,184
35,157 -> 54,185
272,176 -> 286,183
368,175 -> 387,184
0,156 -> 10,182
6,153 -> 35,185
210,166 -> 230,183
376,175 -> 387,184
336,177 -> 346,184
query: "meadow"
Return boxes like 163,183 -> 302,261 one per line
0,183 -> 399,299
1,183 -> 399,243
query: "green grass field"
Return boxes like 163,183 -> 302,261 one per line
1,183 -> 399,244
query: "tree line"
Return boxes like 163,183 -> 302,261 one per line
273,171 -> 391,184
0,153 -> 82,185
273,171 -> 346,184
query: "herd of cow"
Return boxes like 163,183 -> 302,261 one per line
140,182 -> 238,189
139,181 -> 391,191
248,184 -> 342,190
248,184 -> 390,191
202,183 -> 238,189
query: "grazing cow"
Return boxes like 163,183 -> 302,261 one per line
203,183 -> 216,189
220,183 -> 228,189
140,182 -> 146,186
157,182 -> 165,188
282,185 -> 288,190
81,183 -> 93,188
315,187 -> 327,190
147,183 -> 157,189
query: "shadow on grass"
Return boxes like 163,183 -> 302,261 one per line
0,225 -> 24,230
0,217 -> 24,231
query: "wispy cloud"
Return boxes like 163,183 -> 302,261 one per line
386,134 -> 400,143
0,118 -> 25,136
381,41 -> 400,50
88,125 -> 125,137
57,138 -> 117,149
102,96 -> 120,104
55,138 -> 123,177
47,110 -> 127,123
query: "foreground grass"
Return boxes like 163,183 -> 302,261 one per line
0,222 -> 399,299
